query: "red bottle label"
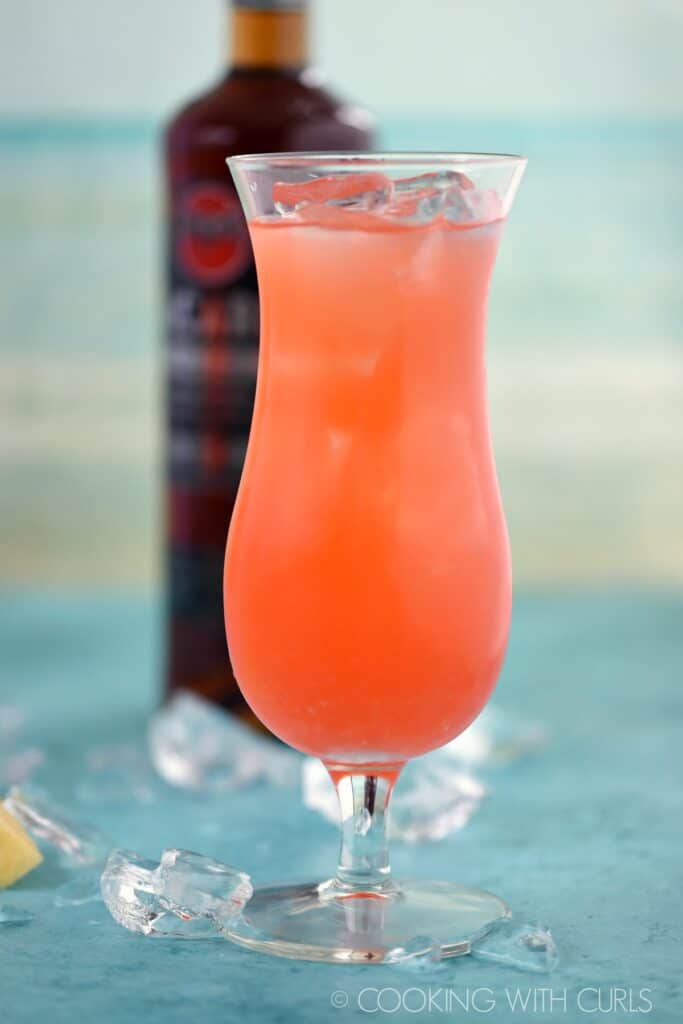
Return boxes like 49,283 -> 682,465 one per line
174,183 -> 251,287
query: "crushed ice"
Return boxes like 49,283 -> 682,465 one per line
149,691 -> 300,792
100,847 -> 252,938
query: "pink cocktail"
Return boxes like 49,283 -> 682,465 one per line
225,154 -> 526,962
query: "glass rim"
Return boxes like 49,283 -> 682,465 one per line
227,151 -> 527,172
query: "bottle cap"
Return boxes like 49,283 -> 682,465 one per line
233,1 -> 307,9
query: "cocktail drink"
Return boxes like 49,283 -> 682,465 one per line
224,154 -> 526,962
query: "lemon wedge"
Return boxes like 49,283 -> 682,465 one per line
0,802 -> 43,887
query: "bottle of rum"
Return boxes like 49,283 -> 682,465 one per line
163,0 -> 374,720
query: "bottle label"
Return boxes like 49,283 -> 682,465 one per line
166,176 -> 258,694
167,285 -> 258,428
174,183 -> 251,288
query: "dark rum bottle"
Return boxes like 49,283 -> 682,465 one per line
163,0 -> 375,720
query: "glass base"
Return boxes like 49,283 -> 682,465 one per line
224,879 -> 510,963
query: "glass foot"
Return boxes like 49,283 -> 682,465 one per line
224,879 -> 510,963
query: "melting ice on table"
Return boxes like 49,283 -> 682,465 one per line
471,920 -> 559,974
100,847 -> 253,938
385,921 -> 559,974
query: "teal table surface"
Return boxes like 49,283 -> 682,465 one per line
1,589 -> 681,1024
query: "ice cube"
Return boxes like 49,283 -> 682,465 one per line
273,172 -> 393,214
76,744 -> 160,805
0,904 -> 34,926
390,761 -> 486,844
390,170 -> 503,228
100,847 -> 252,938
54,871 -> 103,907
472,920 -> 559,973
462,188 -> 503,223
439,185 -> 473,223
394,170 -> 475,194
385,170 -> 476,222
302,758 -> 486,844
293,203 -> 386,231
443,186 -> 503,227
149,691 -> 300,792
100,850 -> 167,936
4,784 -> 110,866
443,706 -> 548,768
157,849 -> 253,928
382,190 -> 444,221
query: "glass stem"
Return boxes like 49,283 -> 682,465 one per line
324,763 -> 403,895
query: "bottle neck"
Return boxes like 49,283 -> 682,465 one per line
230,2 -> 310,71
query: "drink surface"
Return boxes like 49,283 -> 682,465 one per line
224,189 -> 511,761
163,3 -> 374,715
